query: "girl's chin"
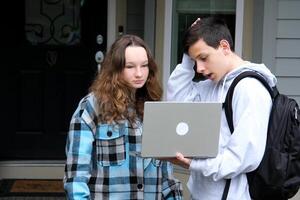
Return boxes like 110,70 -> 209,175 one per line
130,84 -> 145,89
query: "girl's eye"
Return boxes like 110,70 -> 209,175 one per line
125,65 -> 134,68
142,64 -> 149,67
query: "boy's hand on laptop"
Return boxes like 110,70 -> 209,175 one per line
160,153 -> 191,169
175,152 -> 191,169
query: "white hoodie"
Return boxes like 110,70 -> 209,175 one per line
167,54 -> 277,200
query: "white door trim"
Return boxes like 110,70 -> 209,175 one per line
235,0 -> 245,57
162,0 -> 173,100
0,161 -> 64,179
107,0 -> 116,50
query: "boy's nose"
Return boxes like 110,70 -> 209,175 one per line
196,61 -> 205,73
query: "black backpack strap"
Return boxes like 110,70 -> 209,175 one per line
221,179 -> 231,200
223,71 -> 275,133
221,71 -> 275,200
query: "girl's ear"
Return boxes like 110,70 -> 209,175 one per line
219,39 -> 231,55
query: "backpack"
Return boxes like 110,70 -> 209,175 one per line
221,71 -> 300,200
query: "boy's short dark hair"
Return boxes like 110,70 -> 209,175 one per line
183,17 -> 234,54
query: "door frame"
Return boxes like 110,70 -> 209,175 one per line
0,0 -> 116,180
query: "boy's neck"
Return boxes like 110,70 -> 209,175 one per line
229,53 -> 247,70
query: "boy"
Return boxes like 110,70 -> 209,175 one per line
167,17 -> 276,199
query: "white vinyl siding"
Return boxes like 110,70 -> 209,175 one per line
276,58 -> 300,76
277,0 -> 300,18
276,77 -> 300,104
264,1 -> 300,198
269,0 -> 300,104
276,40 -> 300,58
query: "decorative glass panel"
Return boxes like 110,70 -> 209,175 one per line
25,0 -> 81,46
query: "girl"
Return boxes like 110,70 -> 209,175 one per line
64,34 -> 183,200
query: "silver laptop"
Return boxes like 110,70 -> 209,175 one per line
141,101 -> 222,158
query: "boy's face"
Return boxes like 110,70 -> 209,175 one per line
188,38 -> 232,82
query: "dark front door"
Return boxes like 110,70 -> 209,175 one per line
1,0 -> 107,160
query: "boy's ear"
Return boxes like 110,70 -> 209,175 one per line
219,39 -> 231,55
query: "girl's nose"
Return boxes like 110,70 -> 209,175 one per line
135,67 -> 142,77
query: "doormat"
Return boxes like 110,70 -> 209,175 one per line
0,179 -> 65,197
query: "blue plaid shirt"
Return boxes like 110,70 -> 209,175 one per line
64,94 -> 183,200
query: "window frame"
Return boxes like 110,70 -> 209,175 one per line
162,0 -> 245,99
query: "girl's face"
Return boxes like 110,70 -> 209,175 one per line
122,46 -> 149,89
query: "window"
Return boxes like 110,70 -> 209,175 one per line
171,0 -> 236,80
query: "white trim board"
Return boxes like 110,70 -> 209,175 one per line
107,0 -> 116,50
0,161 -> 64,179
235,0 -> 244,57
162,0 -> 173,100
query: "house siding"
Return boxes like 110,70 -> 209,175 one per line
274,1 -> 300,197
275,0 -> 300,104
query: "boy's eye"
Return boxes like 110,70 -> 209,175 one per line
200,57 -> 207,61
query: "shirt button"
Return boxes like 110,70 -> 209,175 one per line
137,183 -> 143,190
107,131 -> 112,137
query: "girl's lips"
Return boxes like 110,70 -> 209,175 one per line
133,80 -> 144,84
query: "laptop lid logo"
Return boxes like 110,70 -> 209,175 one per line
176,122 -> 189,136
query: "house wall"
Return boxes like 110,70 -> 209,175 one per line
262,0 -> 300,104
275,0 -> 300,104
273,1 -> 300,197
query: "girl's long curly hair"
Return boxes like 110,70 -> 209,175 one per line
90,34 -> 162,125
